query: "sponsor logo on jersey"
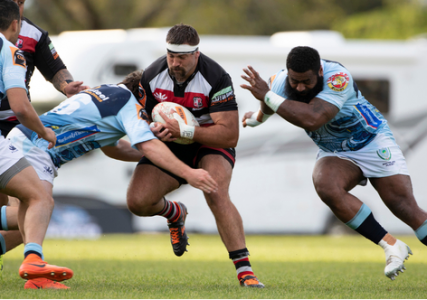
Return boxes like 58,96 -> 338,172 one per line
16,38 -> 23,49
327,72 -> 349,92
153,92 -> 168,101
56,125 -> 100,146
354,103 -> 383,129
193,97 -> 203,108
383,161 -> 395,167
377,147 -> 392,161
49,42 -> 58,59
211,86 -> 234,105
83,89 -> 110,102
9,46 -> 26,68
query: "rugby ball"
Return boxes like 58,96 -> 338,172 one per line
151,102 -> 199,145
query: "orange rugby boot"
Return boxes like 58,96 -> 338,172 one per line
19,254 -> 73,282
24,278 -> 70,289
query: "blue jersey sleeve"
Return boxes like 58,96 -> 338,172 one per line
2,43 -> 27,91
116,95 -> 156,147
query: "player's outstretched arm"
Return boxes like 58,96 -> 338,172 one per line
7,88 -> 56,148
241,65 -> 339,131
136,139 -> 218,193
101,139 -> 142,162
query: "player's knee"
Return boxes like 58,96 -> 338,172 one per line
126,193 -> 154,216
314,183 -> 341,206
204,192 -> 230,210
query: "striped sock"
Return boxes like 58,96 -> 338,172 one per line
229,248 -> 254,281
155,199 -> 180,223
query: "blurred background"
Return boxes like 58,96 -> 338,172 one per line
23,0 -> 427,238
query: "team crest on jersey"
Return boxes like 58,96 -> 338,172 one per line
16,38 -> 23,49
9,47 -> 26,68
135,104 -> 149,123
327,72 -> 349,92
193,97 -> 203,108
376,147 -> 391,161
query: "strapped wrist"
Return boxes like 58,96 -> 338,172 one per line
264,91 -> 286,112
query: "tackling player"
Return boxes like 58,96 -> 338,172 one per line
0,70 -> 218,289
241,46 -> 427,281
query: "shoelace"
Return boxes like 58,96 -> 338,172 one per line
241,276 -> 260,285
170,228 -> 181,244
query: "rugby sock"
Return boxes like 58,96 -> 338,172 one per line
24,243 -> 44,260
155,199 -> 181,222
0,233 -> 6,255
229,248 -> 255,281
0,206 -> 8,231
346,203 -> 387,244
415,219 -> 427,246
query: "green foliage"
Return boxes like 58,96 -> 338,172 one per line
1,234 -> 427,298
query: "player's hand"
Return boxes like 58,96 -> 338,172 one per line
242,110 -> 272,128
240,66 -> 270,101
184,169 -> 218,194
149,121 -> 176,142
64,81 -> 90,98
39,127 -> 57,149
159,111 -> 181,138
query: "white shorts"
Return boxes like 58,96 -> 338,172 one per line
316,134 -> 409,178
0,135 -> 29,188
7,128 -> 58,185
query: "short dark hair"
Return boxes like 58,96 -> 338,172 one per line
119,70 -> 143,99
0,0 -> 20,31
286,46 -> 321,73
166,23 -> 200,46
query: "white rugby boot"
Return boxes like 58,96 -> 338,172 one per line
379,239 -> 412,280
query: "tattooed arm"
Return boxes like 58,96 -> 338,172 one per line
52,69 -> 89,98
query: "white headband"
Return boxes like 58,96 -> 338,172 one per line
166,43 -> 199,53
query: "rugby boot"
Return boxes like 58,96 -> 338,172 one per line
19,254 -> 73,282
24,278 -> 70,290
239,274 -> 265,288
381,239 -> 412,280
168,202 -> 189,257
0,254 -> 3,279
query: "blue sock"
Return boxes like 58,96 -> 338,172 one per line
0,233 -> 5,255
24,243 -> 44,260
415,219 -> 427,246
0,206 -> 7,231
346,203 -> 387,244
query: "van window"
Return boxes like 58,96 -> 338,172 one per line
114,64 -> 138,76
354,79 -> 390,113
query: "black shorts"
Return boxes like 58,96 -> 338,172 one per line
138,142 -> 236,185
0,120 -> 18,137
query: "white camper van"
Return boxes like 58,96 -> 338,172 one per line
30,29 -> 427,235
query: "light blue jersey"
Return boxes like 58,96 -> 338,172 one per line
17,84 -> 155,167
270,59 -> 394,152
0,33 -> 27,111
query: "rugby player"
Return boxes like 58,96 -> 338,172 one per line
0,70 -> 218,289
241,46 -> 427,281
127,24 -> 264,288
0,0 -> 73,289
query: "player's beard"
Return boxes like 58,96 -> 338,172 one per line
169,67 -> 187,83
284,75 -> 324,103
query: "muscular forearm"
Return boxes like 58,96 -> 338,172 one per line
51,69 -> 73,94
193,124 -> 238,148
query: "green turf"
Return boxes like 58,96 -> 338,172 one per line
1,234 -> 426,298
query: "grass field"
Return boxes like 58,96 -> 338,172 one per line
1,234 -> 426,298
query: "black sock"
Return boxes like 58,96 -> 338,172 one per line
355,213 -> 387,244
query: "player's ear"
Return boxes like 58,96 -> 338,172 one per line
319,65 -> 323,77
10,19 -> 19,35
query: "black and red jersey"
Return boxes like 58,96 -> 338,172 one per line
139,53 -> 238,127
0,18 -> 67,123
